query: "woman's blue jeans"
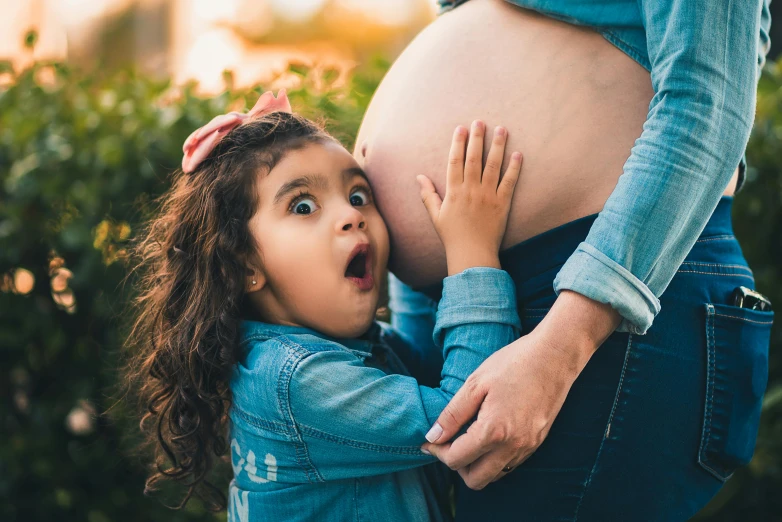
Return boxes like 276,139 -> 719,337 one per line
403,196 -> 774,521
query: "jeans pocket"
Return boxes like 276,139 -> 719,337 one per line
698,302 -> 774,481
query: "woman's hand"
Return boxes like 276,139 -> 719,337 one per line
417,120 -> 522,275
421,289 -> 623,490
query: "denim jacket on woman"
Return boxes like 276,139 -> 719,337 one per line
227,267 -> 520,522
434,0 -> 773,335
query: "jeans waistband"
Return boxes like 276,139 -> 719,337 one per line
498,196 -> 735,285
417,196 -> 735,302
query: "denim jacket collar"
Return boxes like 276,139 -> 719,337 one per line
239,318 -> 382,356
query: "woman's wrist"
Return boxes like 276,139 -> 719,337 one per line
534,289 -> 623,377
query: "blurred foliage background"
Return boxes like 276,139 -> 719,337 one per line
1,26 -> 782,522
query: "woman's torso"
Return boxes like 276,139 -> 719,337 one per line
354,0 -> 739,288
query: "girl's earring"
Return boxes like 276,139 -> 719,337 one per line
252,279 -> 257,286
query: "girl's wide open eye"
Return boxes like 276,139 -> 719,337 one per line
292,197 -> 317,215
349,188 -> 371,207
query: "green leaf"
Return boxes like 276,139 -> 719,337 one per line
23,29 -> 38,50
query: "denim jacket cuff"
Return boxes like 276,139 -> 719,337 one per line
433,267 -> 520,346
552,242 -> 661,335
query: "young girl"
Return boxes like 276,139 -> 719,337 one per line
124,90 -> 523,521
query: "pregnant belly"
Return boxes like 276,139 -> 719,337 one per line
354,0 -> 738,287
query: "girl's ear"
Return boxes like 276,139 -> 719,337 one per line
241,250 -> 267,293
245,267 -> 267,293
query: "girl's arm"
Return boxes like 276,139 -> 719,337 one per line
285,266 -> 520,480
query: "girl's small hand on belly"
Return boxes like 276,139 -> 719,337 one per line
355,0 -> 738,287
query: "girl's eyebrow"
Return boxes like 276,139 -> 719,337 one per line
273,174 -> 328,206
342,167 -> 369,184
273,168 -> 369,206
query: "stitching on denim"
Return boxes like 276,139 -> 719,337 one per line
697,304 -> 731,481
573,334 -> 634,520
713,312 -> 773,325
600,31 -> 650,71
680,262 -> 753,273
695,235 -> 735,243
297,424 -> 425,455
238,333 -> 266,347
231,406 -> 290,435
676,271 -> 754,280
276,338 -> 325,483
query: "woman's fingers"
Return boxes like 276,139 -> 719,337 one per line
446,126 -> 468,187
482,126 -> 507,189
458,447 -> 524,490
416,175 -> 442,223
421,440 -> 452,461
463,120 -> 486,186
488,452 -> 530,484
429,418 -> 495,470
498,151 -> 523,199
422,429 -> 493,472
425,374 -> 487,444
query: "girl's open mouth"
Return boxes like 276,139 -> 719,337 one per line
344,244 -> 374,291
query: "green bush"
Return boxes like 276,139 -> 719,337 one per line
1,44 -> 780,521
0,50 -> 388,521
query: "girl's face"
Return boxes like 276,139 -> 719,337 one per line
245,140 -> 390,338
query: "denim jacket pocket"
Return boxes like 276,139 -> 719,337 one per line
698,302 -> 774,481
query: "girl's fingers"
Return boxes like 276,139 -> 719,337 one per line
446,126 -> 468,187
498,151 -> 523,199
463,120 -> 485,186
417,175 -> 442,223
482,126 -> 507,189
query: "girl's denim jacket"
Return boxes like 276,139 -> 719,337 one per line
228,267 -> 521,522
437,0 -> 772,336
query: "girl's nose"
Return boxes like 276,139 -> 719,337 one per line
336,206 -> 366,232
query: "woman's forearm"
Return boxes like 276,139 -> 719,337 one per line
553,0 -> 764,336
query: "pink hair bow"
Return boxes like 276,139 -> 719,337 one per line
181,89 -> 293,173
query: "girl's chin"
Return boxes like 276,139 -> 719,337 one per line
339,308 -> 380,338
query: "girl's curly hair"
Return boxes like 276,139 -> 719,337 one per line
120,111 -> 336,510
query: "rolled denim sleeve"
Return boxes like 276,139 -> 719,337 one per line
288,268 -> 520,480
553,0 -> 764,335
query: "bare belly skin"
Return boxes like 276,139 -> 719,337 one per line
354,0 -> 738,287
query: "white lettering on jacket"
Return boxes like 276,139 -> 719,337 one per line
231,438 -> 278,483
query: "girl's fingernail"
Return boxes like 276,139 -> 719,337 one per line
512,152 -> 521,160
425,422 -> 443,443
421,447 -> 431,455
496,126 -> 505,136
